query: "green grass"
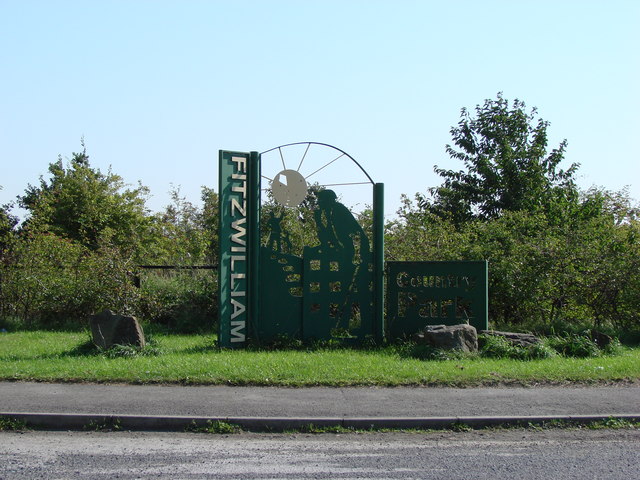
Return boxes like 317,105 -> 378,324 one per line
0,331 -> 638,386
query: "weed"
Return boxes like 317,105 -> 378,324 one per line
603,338 -> 624,356
586,417 -> 639,430
539,419 -> 573,429
525,422 -> 544,432
297,423 -> 354,434
479,335 -> 523,359
526,341 -> 558,359
186,420 -> 240,434
83,418 -> 122,431
0,417 -> 28,431
449,422 -> 473,432
547,334 -> 601,358
478,334 -> 557,360
101,343 -> 162,359
98,335 -> 163,358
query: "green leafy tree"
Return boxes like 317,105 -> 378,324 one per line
0,198 -> 17,261
388,95 -> 640,333
135,186 -> 219,332
18,143 -> 151,257
147,186 -> 209,265
564,188 -> 640,330
386,195 -> 467,262
421,93 -> 579,225
143,186 -> 220,265
0,193 -> 19,319
200,186 -> 219,264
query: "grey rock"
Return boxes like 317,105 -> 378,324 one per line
590,330 -> 612,347
90,310 -> 145,349
479,330 -> 540,348
415,324 -> 478,352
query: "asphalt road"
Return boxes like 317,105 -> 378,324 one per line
2,429 -> 638,479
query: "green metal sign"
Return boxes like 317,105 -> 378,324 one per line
386,261 -> 488,339
218,151 -> 260,348
219,144 -> 384,346
257,185 -> 383,343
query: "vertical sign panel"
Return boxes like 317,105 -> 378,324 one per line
219,151 -> 251,348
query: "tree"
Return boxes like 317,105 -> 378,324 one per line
0,191 -> 18,319
388,95 -> 640,331
200,186 -> 219,264
18,143 -> 151,257
146,186 -> 213,265
0,198 -> 18,261
420,93 -> 579,225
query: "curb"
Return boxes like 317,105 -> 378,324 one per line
2,412 -> 640,432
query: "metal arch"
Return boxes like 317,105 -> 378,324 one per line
260,142 -> 375,185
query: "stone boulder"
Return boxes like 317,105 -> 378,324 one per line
590,330 -> 612,348
415,324 -> 478,352
479,330 -> 540,348
90,310 -> 145,349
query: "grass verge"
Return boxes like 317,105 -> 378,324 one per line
0,331 -> 638,386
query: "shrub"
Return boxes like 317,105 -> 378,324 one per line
137,270 -> 216,333
479,335 -> 524,359
1,232 -> 139,329
547,334 -> 602,358
602,338 -> 624,356
527,341 -> 558,359
391,340 -> 473,361
479,334 -> 556,360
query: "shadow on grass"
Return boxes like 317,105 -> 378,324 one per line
2,338 -> 163,361
0,339 -> 100,361
178,343 -> 220,354
64,340 -> 101,357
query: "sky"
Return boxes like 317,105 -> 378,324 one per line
1,0 -> 639,220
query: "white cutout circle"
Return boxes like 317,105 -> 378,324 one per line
271,169 -> 308,207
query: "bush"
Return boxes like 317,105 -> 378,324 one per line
547,334 -> 602,358
479,335 -> 521,359
479,334 -> 556,360
388,189 -> 640,334
1,232 -> 139,329
137,270 -> 216,333
527,341 -> 558,359
602,338 -> 624,356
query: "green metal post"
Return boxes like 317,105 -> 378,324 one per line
373,183 -> 385,342
248,151 -> 261,341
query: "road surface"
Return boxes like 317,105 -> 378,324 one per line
1,429 -> 638,479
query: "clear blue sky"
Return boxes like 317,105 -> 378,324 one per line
1,0 -> 638,219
